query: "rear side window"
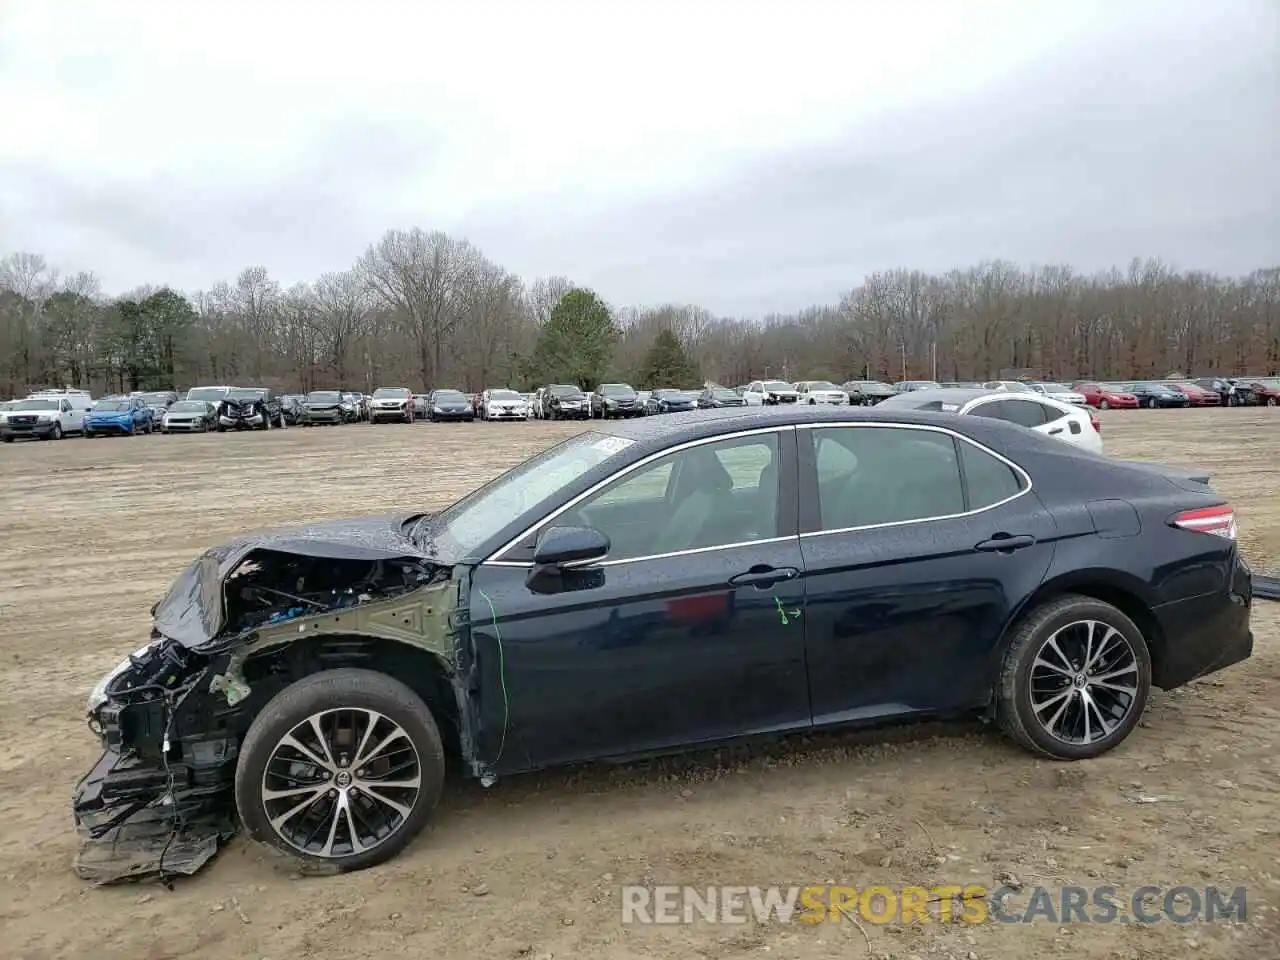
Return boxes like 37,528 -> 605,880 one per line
959,440 -> 1027,509
812,427 -> 964,529
969,398 -> 1049,428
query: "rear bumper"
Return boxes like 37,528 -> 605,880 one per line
1151,552 -> 1253,689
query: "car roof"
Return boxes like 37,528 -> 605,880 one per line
589,401 -> 1047,451
877,387 -> 999,406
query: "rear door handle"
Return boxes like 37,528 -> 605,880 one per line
975,534 -> 1036,553
728,566 -> 799,589
1047,426 -> 1064,435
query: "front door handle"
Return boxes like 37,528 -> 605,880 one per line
728,565 -> 799,589
1047,426 -> 1064,435
975,534 -> 1036,553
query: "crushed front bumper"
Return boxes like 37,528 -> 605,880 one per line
73,746 -> 237,883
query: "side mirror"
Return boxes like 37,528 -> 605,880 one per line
533,525 -> 610,569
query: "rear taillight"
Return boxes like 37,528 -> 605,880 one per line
1089,411 -> 1101,432
1171,505 -> 1237,540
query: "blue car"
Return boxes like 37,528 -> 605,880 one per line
83,396 -> 155,437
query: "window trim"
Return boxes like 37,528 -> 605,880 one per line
963,395 -> 1053,428
483,425 -> 797,568
795,421 -> 1033,538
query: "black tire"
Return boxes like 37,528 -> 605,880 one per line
1098,400 -> 1109,410
234,668 -> 446,872
1,436 -> 12,443
997,594 -> 1151,760
1146,398 -> 1157,409
51,423 -> 63,440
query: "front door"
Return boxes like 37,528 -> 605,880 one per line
796,423 -> 1058,725
467,427 -> 812,772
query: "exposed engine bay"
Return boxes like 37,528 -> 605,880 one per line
74,524 -> 471,884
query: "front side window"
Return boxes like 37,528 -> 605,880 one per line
553,433 -> 782,562
812,427 -> 965,530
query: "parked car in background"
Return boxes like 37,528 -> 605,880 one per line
0,395 -> 87,441
939,381 -> 983,388
980,380 -> 1034,393
299,390 -> 346,426
76,404 -> 1252,877
1161,380 -> 1220,406
697,385 -> 747,409
644,389 -> 699,415
339,392 -> 364,422
280,395 -> 305,425
411,393 -> 430,420
742,380 -> 800,405
428,389 -> 476,422
219,387 -> 284,430
161,399 -> 218,433
1073,382 -> 1139,409
137,390 -> 178,424
591,383 -> 643,418
1193,377 -> 1254,406
841,380 -> 896,405
84,396 -> 154,437
893,380 -> 942,393
878,387 -> 1103,452
1028,382 -> 1088,405
1245,377 -> 1280,405
794,380 -> 850,405
541,384 -> 591,420
1120,381 -> 1190,409
369,387 -> 415,423
481,388 -> 529,421
185,385 -> 233,416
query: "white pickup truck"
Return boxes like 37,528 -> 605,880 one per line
0,394 -> 89,441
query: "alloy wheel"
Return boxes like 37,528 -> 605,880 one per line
1028,619 -> 1140,746
261,708 -> 423,858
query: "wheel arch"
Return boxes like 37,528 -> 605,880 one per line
238,634 -> 465,759
986,569 -> 1165,710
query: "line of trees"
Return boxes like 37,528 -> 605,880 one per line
2,231 -> 1277,398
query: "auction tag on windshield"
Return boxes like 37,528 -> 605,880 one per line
593,436 -> 636,455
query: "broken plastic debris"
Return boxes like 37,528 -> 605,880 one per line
1123,791 -> 1184,804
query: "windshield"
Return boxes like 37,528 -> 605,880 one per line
1038,383 -> 1071,393
711,388 -> 737,399
186,387 -> 228,402
762,381 -> 793,392
168,401 -> 205,412
16,399 -> 60,411
227,388 -> 265,400
434,390 -> 466,401
415,431 -> 636,558
848,381 -> 891,390
999,382 -> 1034,393
139,392 -> 172,403
599,384 -> 634,396
373,388 -> 410,399
806,381 -> 839,391
1252,377 -> 1280,387
549,384 -> 580,396
1096,383 -> 1128,392
93,400 -> 130,412
489,389 -> 520,400
307,391 -> 341,402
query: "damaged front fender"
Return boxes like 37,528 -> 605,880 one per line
74,512 -> 485,884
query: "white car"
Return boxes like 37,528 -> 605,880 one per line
742,379 -> 801,405
0,394 -> 88,441
1028,382 -> 1089,405
794,380 -> 850,405
877,387 -> 1103,453
981,380 -> 1037,394
481,388 -> 528,421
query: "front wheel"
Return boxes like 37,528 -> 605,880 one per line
235,668 -> 446,872
1269,396 -> 1278,407
51,423 -> 63,440
1146,398 -> 1157,409
1098,400 -> 1110,410
997,595 -> 1151,760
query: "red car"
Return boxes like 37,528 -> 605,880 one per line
1073,382 -> 1139,409
1162,381 -> 1220,406
1246,378 -> 1280,406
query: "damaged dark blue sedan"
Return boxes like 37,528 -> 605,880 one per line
74,406 -> 1253,881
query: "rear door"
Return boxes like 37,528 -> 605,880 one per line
796,423 -> 1058,725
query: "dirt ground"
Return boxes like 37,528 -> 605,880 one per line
0,410 -> 1276,960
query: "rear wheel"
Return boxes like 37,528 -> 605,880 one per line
1146,398 -> 1158,409
997,595 -> 1151,760
1098,400 -> 1110,410
235,669 -> 445,871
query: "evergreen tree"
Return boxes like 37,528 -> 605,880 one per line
638,327 -> 699,387
527,288 -> 618,389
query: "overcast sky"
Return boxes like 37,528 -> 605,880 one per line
2,0 -> 1277,316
